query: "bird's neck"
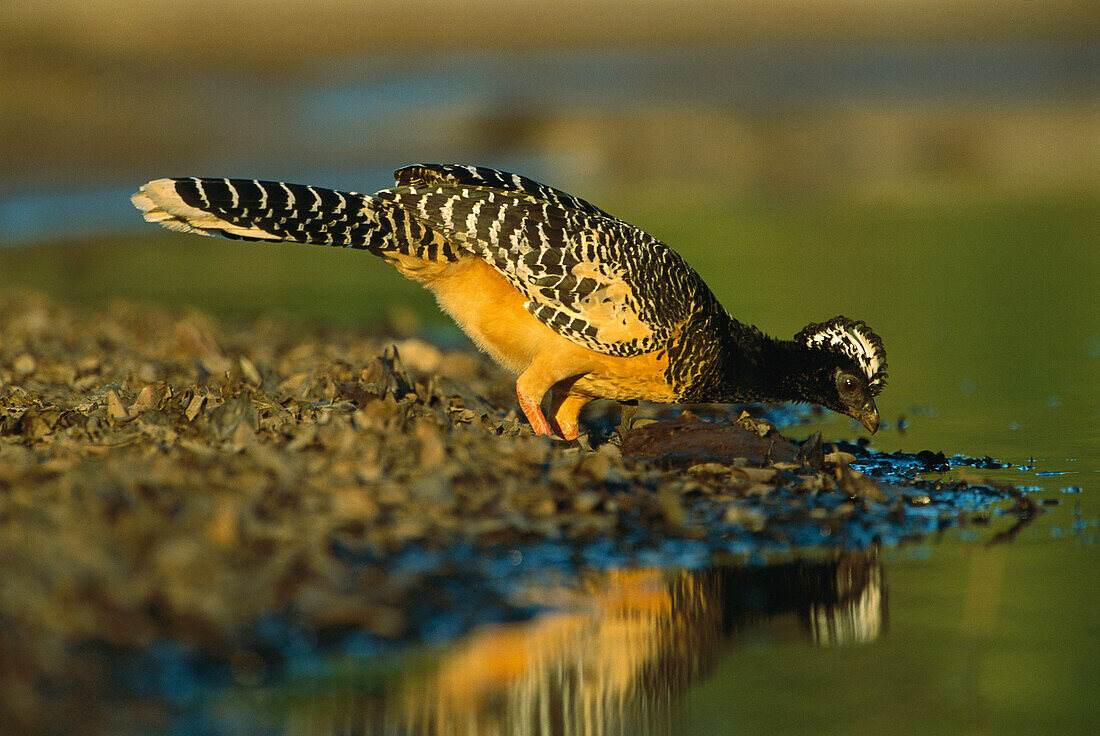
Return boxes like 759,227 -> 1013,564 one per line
708,319 -> 822,404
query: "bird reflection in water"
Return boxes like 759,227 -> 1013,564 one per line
280,549 -> 884,735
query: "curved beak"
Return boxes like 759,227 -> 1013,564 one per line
856,400 -> 880,434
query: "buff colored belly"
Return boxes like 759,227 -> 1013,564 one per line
394,254 -> 679,403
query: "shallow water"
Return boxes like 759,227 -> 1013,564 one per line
161,445 -> 1092,736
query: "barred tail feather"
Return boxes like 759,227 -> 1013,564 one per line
134,179 -> 273,240
132,177 -> 431,255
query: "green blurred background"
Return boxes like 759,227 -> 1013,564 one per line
1,2 -> 1097,734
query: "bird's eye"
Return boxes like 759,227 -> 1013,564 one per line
837,374 -> 859,394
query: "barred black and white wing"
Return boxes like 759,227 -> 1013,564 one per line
132,177 -> 457,260
377,178 -> 721,357
394,163 -> 613,218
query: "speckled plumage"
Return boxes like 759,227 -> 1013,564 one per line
380,165 -> 718,359
133,164 -> 888,437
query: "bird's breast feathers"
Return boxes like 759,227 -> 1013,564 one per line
424,255 -> 677,402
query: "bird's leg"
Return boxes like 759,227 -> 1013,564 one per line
516,362 -> 560,436
516,357 -> 592,439
619,400 -> 639,434
548,388 -> 593,441
515,384 -> 553,436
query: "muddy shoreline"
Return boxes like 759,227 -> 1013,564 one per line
0,290 -> 1030,733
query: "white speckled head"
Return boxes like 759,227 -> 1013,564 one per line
797,317 -> 888,394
